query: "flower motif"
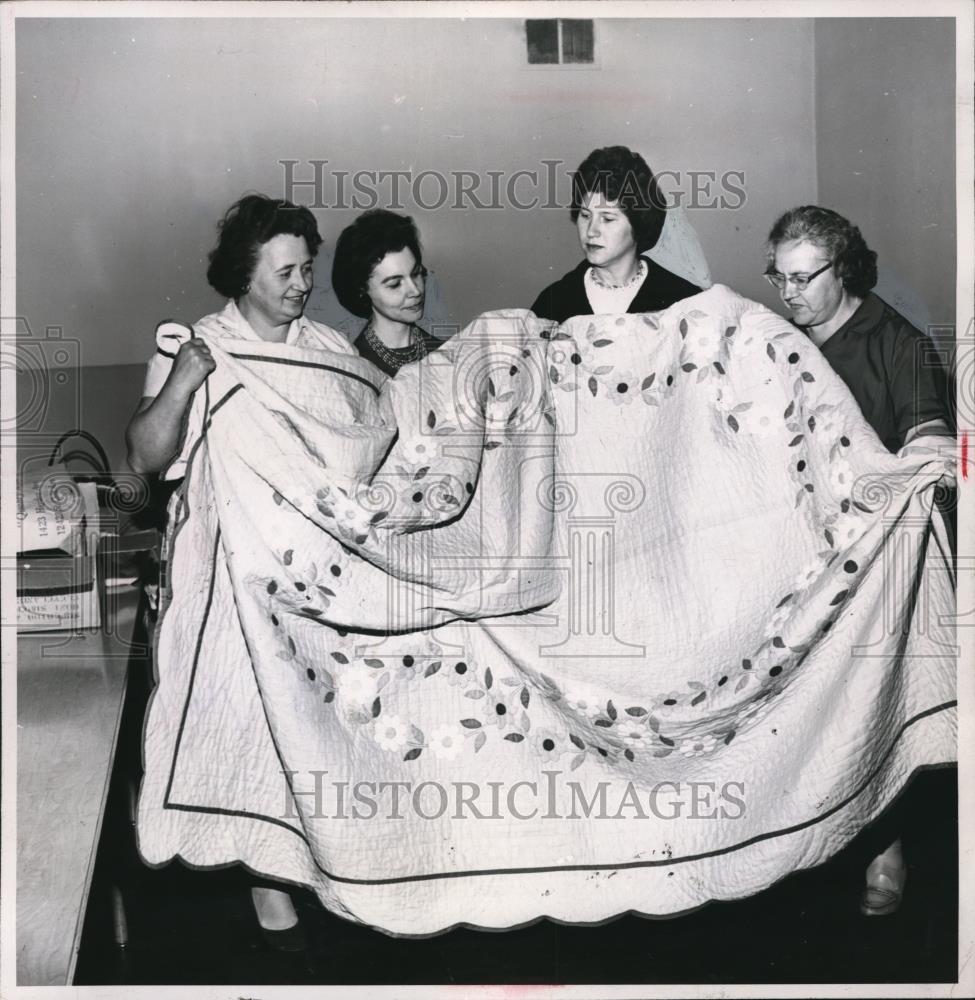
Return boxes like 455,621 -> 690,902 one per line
829,459 -> 854,497
677,733 -> 719,757
371,651 -> 426,680
564,692 -> 606,720
340,668 -> 379,707
532,728 -> 564,763
571,361 -> 616,398
445,658 -> 475,688
583,318 -> 616,343
830,511 -> 866,548
399,436 -> 439,467
652,689 -> 686,714
485,688 -> 516,730
545,337 -> 583,385
313,486 -> 335,518
373,714 -> 409,752
619,722 -> 651,745
606,368 -> 638,407
793,558 -> 824,593
765,599 -> 794,640
548,331 -> 619,392
640,369 -> 678,406
749,648 -> 775,674
740,402 -> 781,437
427,724 -> 463,760
315,489 -> 372,543
319,487 -> 354,519
682,322 -> 723,365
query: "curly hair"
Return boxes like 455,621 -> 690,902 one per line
331,209 -> 424,319
570,146 -> 668,253
765,206 -> 878,297
206,194 -> 323,300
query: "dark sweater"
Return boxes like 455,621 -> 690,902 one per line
816,292 -> 951,453
352,326 -> 444,378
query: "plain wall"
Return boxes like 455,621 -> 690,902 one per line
17,16 -> 817,370
15,16 -> 958,475
815,18 -> 956,347
15,364 -> 146,473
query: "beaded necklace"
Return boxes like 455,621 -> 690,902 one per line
362,321 -> 427,371
588,256 -> 648,290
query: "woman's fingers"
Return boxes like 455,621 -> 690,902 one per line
898,438 -> 957,489
170,340 -> 217,393
179,341 -> 213,364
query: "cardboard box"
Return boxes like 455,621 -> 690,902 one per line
17,551 -> 100,632
16,471 -> 101,632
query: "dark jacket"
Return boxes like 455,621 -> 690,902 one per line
530,258 -> 701,323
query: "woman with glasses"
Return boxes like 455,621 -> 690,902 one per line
530,145 -> 700,322
331,209 -> 443,377
764,205 -> 952,454
765,204 -> 954,917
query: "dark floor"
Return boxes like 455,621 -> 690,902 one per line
76,616 -> 959,987
75,751 -> 958,987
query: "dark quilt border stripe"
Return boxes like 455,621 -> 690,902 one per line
162,527 -> 223,806
159,362 -> 957,887
165,597 -> 956,889
225,352 -> 381,395
155,348 -> 381,397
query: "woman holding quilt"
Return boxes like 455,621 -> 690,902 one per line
127,193 -> 354,477
765,204 -> 955,917
127,193 -> 355,950
130,185 -> 956,947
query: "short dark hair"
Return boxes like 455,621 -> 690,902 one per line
331,209 -> 424,318
206,194 -> 323,299
766,205 -> 878,298
570,146 -> 667,253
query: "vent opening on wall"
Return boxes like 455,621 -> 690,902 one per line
526,19 -> 594,65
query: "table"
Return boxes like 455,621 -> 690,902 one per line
16,585 -> 146,986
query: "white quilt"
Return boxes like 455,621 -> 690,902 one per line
137,285 -> 956,934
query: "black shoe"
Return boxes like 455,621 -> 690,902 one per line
859,860 -> 906,917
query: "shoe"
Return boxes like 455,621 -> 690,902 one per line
252,885 -> 306,951
258,918 -> 307,952
859,858 -> 907,916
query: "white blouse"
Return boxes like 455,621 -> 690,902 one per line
583,258 -> 648,314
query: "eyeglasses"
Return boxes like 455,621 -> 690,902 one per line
764,260 -> 832,291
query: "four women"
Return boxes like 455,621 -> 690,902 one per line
128,154 -> 956,945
